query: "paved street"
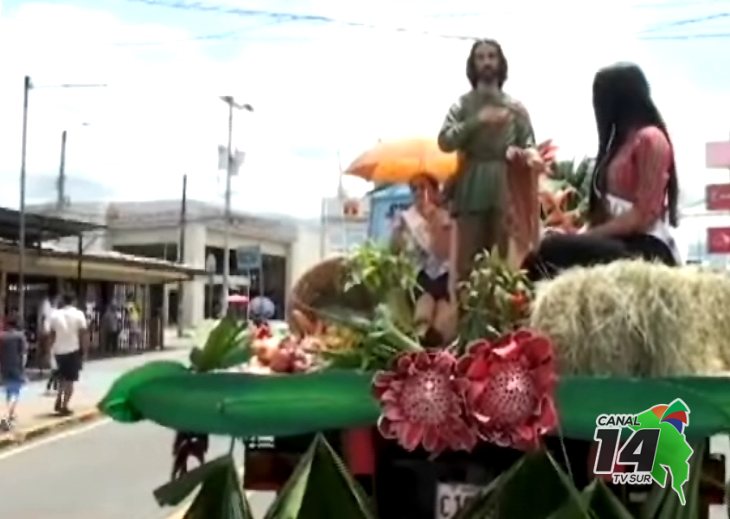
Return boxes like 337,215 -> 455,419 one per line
0,337 -> 275,518
0,420 -> 274,519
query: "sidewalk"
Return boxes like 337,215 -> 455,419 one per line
0,330 -> 196,450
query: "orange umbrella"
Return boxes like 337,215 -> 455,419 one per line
344,138 -> 458,184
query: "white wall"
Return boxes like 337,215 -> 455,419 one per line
290,223 -> 324,287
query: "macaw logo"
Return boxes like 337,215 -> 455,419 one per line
593,399 -> 694,505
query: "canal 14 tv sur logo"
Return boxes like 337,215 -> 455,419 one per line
592,399 -> 694,505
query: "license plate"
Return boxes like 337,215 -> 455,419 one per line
435,482 -> 482,519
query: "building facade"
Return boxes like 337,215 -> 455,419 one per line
30,200 -> 299,328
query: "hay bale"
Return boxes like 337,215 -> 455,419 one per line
529,260 -> 729,376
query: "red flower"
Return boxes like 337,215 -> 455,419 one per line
457,329 -> 558,450
372,350 -> 477,455
255,324 -> 272,340
510,291 -> 530,314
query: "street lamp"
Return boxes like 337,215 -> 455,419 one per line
17,76 -> 106,327
218,96 -> 253,318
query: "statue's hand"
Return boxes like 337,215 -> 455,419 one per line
507,146 -> 548,174
478,105 -> 511,125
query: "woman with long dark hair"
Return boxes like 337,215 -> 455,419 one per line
523,62 -> 681,280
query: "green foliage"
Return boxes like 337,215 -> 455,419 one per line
549,158 -> 594,200
189,317 -> 252,373
342,241 -> 420,333
314,304 -> 422,371
546,157 -> 594,219
458,249 -> 534,348
343,240 -> 419,299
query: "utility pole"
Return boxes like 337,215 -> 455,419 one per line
177,174 -> 187,337
17,79 -> 103,328
221,99 -> 233,318
57,129 -> 67,210
218,96 -> 253,318
18,75 -> 31,329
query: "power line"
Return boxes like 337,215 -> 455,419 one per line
640,31 -> 730,39
124,0 -> 481,40
110,21 -> 283,47
633,0 -> 730,8
641,12 -> 730,33
124,0 -> 730,44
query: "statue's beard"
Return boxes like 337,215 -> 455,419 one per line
478,67 -> 497,84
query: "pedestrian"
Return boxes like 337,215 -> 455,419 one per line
45,353 -> 60,395
126,300 -> 142,352
0,313 -> 28,431
101,304 -> 120,354
47,293 -> 88,416
40,292 -> 60,394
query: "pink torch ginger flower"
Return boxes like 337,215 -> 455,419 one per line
372,350 -> 477,456
457,329 -> 558,451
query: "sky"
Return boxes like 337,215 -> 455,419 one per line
0,0 -> 729,249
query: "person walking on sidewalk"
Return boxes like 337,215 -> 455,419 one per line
47,293 -> 88,416
0,314 -> 28,431
39,292 -> 60,394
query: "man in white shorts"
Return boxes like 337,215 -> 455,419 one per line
48,293 -> 88,416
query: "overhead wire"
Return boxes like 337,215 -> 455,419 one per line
640,12 -> 730,33
633,0 -> 730,7
118,0 -> 730,45
122,0 -> 482,40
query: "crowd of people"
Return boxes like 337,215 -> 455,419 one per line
391,38 -> 681,345
0,293 -> 88,431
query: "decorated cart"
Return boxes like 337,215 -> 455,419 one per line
99,241 -> 730,518
98,141 -> 730,518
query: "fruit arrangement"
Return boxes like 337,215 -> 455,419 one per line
251,329 -> 316,374
290,309 -> 364,353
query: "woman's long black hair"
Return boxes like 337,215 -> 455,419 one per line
588,62 -> 680,227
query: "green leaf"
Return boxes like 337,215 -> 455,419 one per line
217,346 -> 253,371
190,318 -> 250,373
97,360 -> 188,422
457,450 -> 591,519
154,454 -> 253,519
124,370 -> 379,437
640,441 -> 704,519
549,479 -> 633,519
312,306 -> 374,333
263,434 -> 376,519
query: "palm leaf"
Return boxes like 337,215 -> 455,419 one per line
640,441 -> 704,519
263,434 -> 376,519
549,479 -> 634,519
189,317 -> 251,373
455,449 -> 590,518
154,454 -> 253,519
